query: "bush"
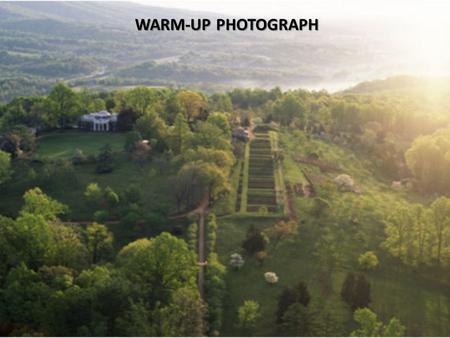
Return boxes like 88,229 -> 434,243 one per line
258,206 -> 269,215
96,144 -> 114,174
264,272 -> 279,284
85,183 -> 103,208
229,253 -> 245,269
358,251 -> 379,270
205,253 -> 226,336
206,213 -> 218,254
122,185 -> 143,205
121,211 -> 141,227
187,222 -> 198,251
95,162 -> 114,174
242,226 -> 269,255
72,148 -> 87,165
104,186 -> 120,207
144,210 -> 167,227
255,251 -> 267,265
93,210 -> 109,222
334,174 -> 355,192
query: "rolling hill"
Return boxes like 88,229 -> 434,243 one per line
0,1 -> 401,102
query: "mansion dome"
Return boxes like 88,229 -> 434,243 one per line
80,111 -> 118,132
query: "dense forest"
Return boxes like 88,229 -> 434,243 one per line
1,77 -> 450,336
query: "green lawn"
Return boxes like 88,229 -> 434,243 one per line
1,131 -> 174,223
36,131 -> 127,159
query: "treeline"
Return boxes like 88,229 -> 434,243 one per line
3,82 -> 450,191
0,188 -> 206,336
228,86 -> 450,188
383,197 -> 450,268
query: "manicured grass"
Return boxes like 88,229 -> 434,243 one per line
36,131 -> 127,159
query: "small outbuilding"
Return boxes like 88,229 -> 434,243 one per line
232,127 -> 249,141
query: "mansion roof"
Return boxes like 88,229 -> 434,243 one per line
80,111 -> 118,123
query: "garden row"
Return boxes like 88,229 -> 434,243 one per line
246,131 -> 278,213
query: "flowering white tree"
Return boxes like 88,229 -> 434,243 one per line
334,174 -> 355,192
264,272 -> 279,284
229,253 -> 245,269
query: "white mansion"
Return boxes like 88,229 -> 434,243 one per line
79,111 -> 118,132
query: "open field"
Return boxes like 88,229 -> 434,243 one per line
36,131 -> 127,159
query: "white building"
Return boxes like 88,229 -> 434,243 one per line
80,111 -> 118,132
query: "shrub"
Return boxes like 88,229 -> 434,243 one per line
145,211 -> 167,227
205,253 -> 226,336
255,251 -> 267,265
242,226 -> 269,255
334,174 -> 354,192
238,300 -> 261,334
104,186 -> 120,207
95,162 -> 114,174
85,183 -> 103,207
122,185 -> 143,205
206,213 -> 218,253
264,272 -> 279,284
187,222 -> 198,251
121,211 -> 141,227
93,210 -> 109,222
96,144 -> 114,174
358,251 -> 379,270
229,253 -> 245,269
72,148 -> 87,165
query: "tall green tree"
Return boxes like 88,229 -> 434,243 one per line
170,113 -> 192,155
273,93 -> 306,126
429,197 -> 450,266
20,187 -> 67,221
207,112 -> 232,137
0,150 -> 11,185
48,83 -> 80,128
86,223 -> 113,264
351,308 -> 406,337
160,287 -> 207,336
278,303 -> 316,336
238,300 -> 261,335
117,232 -> 197,305
176,90 -> 206,122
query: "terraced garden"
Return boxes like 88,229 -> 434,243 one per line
235,129 -> 283,214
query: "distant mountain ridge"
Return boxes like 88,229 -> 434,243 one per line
0,1 -> 404,102
0,2 -> 213,26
